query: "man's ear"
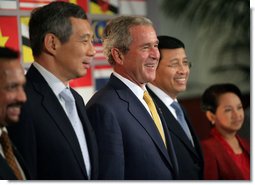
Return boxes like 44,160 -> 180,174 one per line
206,111 -> 216,125
44,33 -> 60,55
111,48 -> 123,65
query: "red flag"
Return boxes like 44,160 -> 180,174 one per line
19,0 -> 88,12
70,68 -> 92,88
0,16 -> 19,51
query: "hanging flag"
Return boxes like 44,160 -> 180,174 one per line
67,0 -> 88,12
92,19 -> 106,43
94,65 -> 112,90
0,16 -> 19,51
70,68 -> 93,88
91,20 -> 107,61
0,0 -> 17,9
90,0 -> 118,15
19,0 -> 88,12
70,68 -> 94,103
21,16 -> 34,63
19,0 -> 55,10
119,0 -> 146,15
94,43 -> 107,61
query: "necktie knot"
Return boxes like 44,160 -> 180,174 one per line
171,101 -> 183,116
171,101 -> 194,146
0,130 -> 23,179
60,88 -> 75,103
0,131 -> 12,152
143,91 -> 154,106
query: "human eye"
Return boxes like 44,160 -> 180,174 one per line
237,105 -> 243,110
6,83 -> 19,92
224,107 -> 232,112
168,62 -> 178,68
183,60 -> 189,66
142,45 -> 150,50
183,60 -> 192,68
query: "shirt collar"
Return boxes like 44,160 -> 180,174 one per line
0,127 -> 7,137
147,83 -> 177,106
33,62 -> 67,97
113,72 -> 145,100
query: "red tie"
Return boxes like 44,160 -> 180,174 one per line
0,131 -> 23,180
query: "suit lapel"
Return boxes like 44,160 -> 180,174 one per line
26,66 -> 87,178
13,145 -> 31,179
108,75 -> 173,169
72,89 -> 98,179
157,107 -> 179,178
0,154 -> 17,179
147,88 -> 199,157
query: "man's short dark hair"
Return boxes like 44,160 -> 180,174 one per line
157,35 -> 185,50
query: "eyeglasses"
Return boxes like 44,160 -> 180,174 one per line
167,61 -> 192,69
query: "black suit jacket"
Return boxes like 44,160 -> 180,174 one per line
147,87 -> 204,180
86,74 -> 178,180
0,144 -> 30,180
8,65 -> 98,180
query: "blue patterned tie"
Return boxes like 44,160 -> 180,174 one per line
60,88 -> 91,178
171,101 -> 194,146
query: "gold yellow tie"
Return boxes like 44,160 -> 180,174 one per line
143,91 -> 166,147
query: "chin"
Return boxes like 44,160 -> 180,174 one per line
6,118 -> 19,124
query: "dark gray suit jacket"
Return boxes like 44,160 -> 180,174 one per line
0,144 -> 30,180
8,65 -> 98,180
147,87 -> 204,179
86,74 -> 179,180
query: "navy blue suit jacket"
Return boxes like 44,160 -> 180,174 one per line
8,65 -> 98,180
147,87 -> 204,179
86,74 -> 178,180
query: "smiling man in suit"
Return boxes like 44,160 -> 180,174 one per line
8,2 -> 98,180
147,35 -> 204,179
86,16 -> 179,180
0,47 -> 30,180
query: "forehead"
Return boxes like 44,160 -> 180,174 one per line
70,17 -> 93,36
0,60 -> 24,79
129,25 -> 157,41
218,92 -> 241,104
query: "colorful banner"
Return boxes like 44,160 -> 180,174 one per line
92,20 -> 107,61
0,0 -> 17,9
70,68 -> 93,88
21,16 -> 34,63
94,43 -> 106,61
119,0 -> 146,15
90,0 -> 118,15
19,0 -> 88,12
94,65 -> 112,90
0,16 -> 19,51
70,68 -> 93,103
19,0 -> 54,10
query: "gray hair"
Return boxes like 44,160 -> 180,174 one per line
102,16 -> 153,65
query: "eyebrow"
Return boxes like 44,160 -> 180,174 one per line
80,33 -> 93,40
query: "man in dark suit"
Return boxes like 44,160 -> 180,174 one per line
8,2 -> 98,180
86,16 -> 178,180
0,47 -> 30,180
147,36 -> 204,179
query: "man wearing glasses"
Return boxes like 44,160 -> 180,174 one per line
147,35 -> 204,180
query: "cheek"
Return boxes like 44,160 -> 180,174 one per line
216,113 -> 231,125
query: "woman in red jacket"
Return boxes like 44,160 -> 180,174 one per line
200,83 -> 250,180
